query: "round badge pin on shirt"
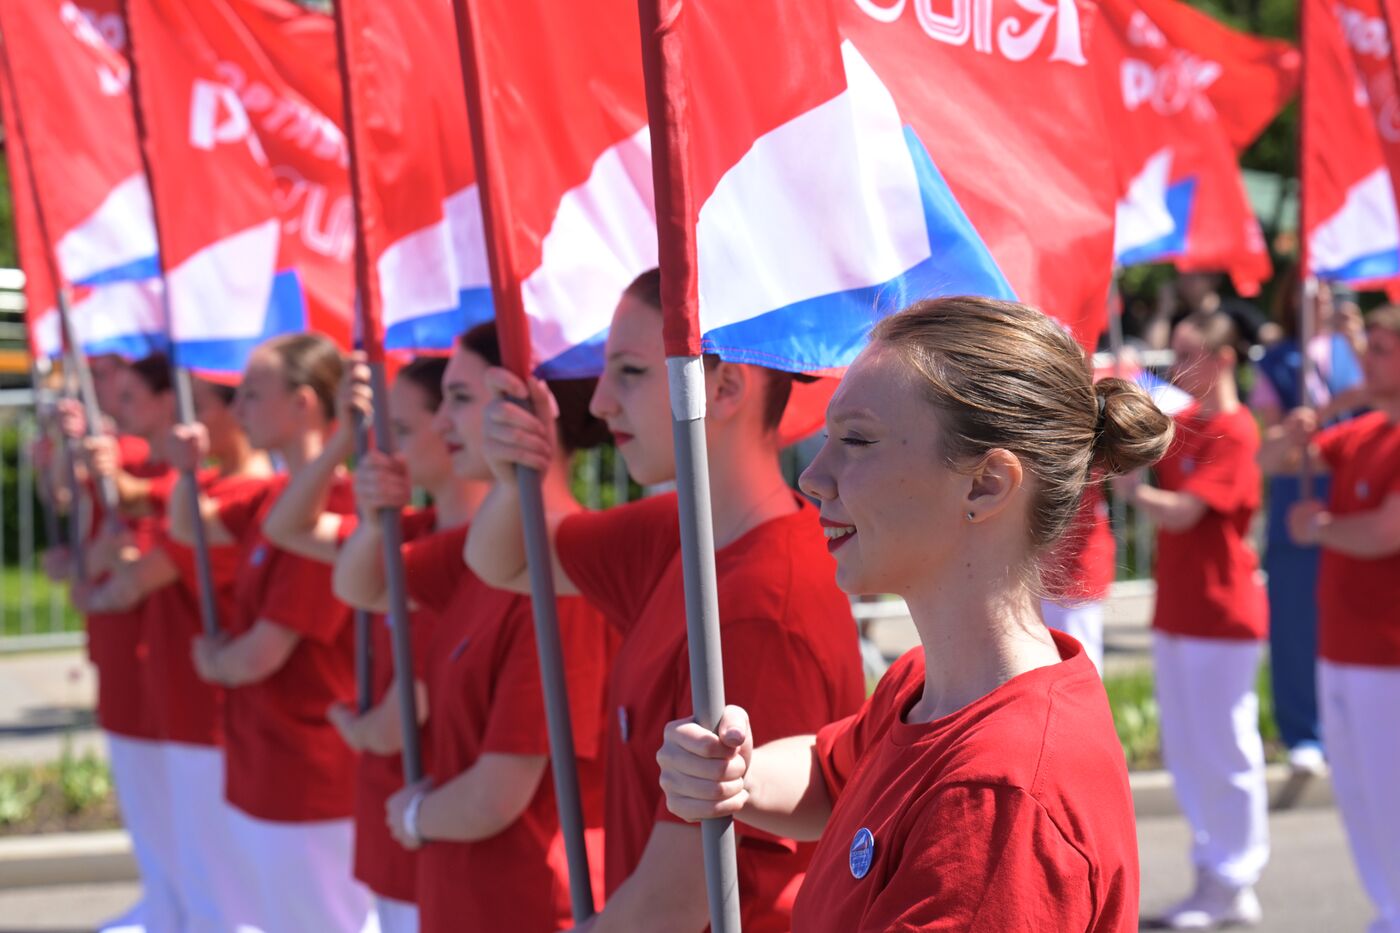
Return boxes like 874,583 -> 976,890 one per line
849,827 -> 875,880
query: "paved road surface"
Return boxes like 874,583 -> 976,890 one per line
0,807 -> 1373,932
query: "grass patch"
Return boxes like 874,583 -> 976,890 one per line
0,564 -> 82,638
0,744 -> 119,836
1104,662 -> 1283,770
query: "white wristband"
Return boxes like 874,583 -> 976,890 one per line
402,789 -> 428,846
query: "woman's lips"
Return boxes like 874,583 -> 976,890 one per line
611,431 -> 635,446
820,518 -> 856,553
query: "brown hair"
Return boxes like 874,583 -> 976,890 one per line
1366,304 -> 1400,337
397,355 -> 449,412
259,333 -> 344,423
457,321 -> 608,454
624,268 -> 794,432
129,353 -> 173,396
871,296 -> 1173,552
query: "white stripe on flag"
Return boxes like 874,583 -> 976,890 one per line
1309,167 -> 1400,277
378,185 -> 491,331
522,126 -> 657,364
55,173 -> 159,284
696,41 -> 930,335
167,219 -> 280,342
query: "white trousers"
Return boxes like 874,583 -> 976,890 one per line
373,896 -> 419,933
163,743 -> 262,933
1042,599 -> 1105,675
106,734 -> 182,933
1320,660 -> 1400,933
1153,633 -> 1270,887
224,806 -> 372,933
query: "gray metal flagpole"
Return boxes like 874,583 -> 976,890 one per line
447,1 -> 597,917
117,2 -> 223,637
514,454 -> 595,922
667,356 -> 742,933
366,362 -> 423,782
353,411 -> 373,715
172,365 -> 223,637
1299,275 -> 1319,500
31,360 -> 64,554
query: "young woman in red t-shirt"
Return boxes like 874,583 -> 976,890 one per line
335,323 -> 611,933
68,355 -> 183,933
261,353 -> 472,933
468,271 -> 866,931
655,297 -> 1171,932
1118,310 -> 1270,928
84,359 -> 272,932
1261,306 -> 1400,933
166,333 -> 372,933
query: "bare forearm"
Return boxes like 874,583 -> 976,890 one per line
333,519 -> 390,611
583,823 -> 710,933
739,734 -> 833,842
463,481 -> 531,593
212,622 -> 298,686
358,683 -> 405,756
1319,510 -> 1400,559
167,472 -> 232,547
263,429 -> 349,554
1133,485 -> 1206,533
418,754 -> 545,842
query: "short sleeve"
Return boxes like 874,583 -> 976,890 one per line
815,650 -> 921,798
216,480 -> 273,540
555,495 -> 680,629
478,599 -> 549,756
857,784 -> 1094,933
1315,419 -> 1355,472
401,526 -> 469,615
480,597 -> 610,761
1176,421 -> 1256,512
257,551 -> 347,644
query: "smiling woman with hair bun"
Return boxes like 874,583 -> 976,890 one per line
657,296 -> 1172,932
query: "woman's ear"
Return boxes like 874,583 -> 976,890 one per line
962,448 -> 1024,523
706,360 -> 751,425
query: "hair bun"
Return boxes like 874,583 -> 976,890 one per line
1091,378 -> 1174,477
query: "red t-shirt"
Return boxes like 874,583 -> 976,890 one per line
404,524 -> 611,933
556,493 -> 865,932
215,474 -> 359,822
1316,412 -> 1400,666
1151,406 -> 1267,641
1043,484 -> 1116,603
85,438 -> 167,739
335,509 -> 439,903
795,631 -> 1139,932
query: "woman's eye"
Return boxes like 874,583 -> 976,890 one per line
620,365 -> 647,377
840,436 -> 874,448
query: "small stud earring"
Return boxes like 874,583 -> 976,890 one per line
966,511 -> 975,521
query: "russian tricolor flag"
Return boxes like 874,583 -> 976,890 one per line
1303,0 -> 1400,290
0,0 -> 167,359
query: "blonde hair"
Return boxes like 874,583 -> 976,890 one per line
258,333 -> 344,423
871,296 -> 1173,551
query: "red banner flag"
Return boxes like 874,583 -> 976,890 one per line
0,0 -> 167,358
1119,0 -> 1298,152
452,0 -> 653,379
333,0 -> 491,362
122,0 -> 353,376
1099,0 -> 1273,294
1302,0 -> 1400,286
